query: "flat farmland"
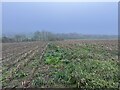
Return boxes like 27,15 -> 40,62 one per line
1,40 -> 119,88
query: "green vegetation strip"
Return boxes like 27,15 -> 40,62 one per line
32,43 -> 119,88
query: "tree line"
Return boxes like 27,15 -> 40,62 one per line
2,31 -> 64,43
1,31 -> 117,43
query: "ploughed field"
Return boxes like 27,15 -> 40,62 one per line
1,40 -> 119,88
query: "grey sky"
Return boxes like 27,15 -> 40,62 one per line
2,2 -> 118,35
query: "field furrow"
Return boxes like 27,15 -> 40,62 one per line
2,40 -> 119,88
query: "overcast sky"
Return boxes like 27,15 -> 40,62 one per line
2,2 -> 118,35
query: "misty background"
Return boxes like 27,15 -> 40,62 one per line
2,2 -> 118,35
1,2 -> 118,42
